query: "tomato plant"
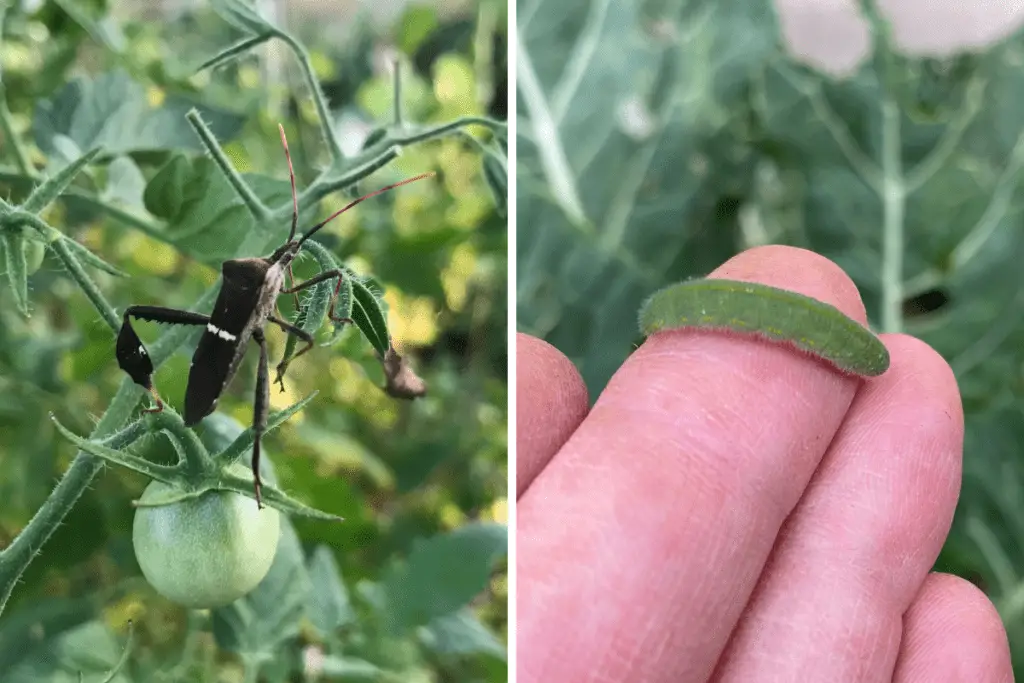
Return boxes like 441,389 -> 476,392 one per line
0,0 -> 507,680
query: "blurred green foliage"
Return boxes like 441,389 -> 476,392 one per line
517,0 -> 1024,673
0,0 -> 507,680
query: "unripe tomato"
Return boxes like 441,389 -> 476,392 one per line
23,238 -> 46,274
132,468 -> 281,608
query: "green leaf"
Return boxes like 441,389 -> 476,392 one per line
52,0 -> 127,55
98,620 -> 133,683
381,523 -> 507,632
422,609 -> 507,660
142,153 -> 190,220
0,597 -> 98,673
297,240 -> 354,341
141,155 -> 315,265
5,620 -> 131,683
103,155 -> 147,210
517,0 -> 778,394
296,246 -> 338,337
210,0 -> 278,35
351,278 -> 390,357
306,545 -> 354,636
3,230 -> 30,316
319,655 -> 383,678
32,70 -> 244,158
211,520 -> 310,658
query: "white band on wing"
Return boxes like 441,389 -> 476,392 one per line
207,323 -> 238,342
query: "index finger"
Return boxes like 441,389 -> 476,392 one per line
517,245 -> 874,683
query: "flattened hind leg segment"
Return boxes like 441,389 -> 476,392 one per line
117,306 -> 211,413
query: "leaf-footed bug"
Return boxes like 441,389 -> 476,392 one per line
115,124 -> 433,508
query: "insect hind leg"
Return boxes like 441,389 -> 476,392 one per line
117,306 -> 211,413
280,269 -> 354,325
250,328 -> 270,509
268,315 -> 315,392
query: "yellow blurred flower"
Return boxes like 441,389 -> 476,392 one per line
384,290 -> 438,346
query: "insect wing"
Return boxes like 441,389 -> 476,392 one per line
183,279 -> 261,425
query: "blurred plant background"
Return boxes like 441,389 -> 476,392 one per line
518,0 -> 1024,674
0,0 -> 507,680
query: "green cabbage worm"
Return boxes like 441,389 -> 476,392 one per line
638,279 -> 890,377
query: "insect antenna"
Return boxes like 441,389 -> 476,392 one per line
296,172 -> 436,248
278,124 -> 302,311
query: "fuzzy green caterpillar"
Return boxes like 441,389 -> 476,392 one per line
638,279 -> 890,377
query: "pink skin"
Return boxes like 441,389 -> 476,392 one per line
517,245 -> 1012,683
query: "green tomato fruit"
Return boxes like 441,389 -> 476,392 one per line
132,472 -> 281,609
22,238 -> 46,275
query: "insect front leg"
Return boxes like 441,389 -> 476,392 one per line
117,306 -> 210,413
268,315 -> 315,392
281,269 -> 355,326
251,328 -> 270,509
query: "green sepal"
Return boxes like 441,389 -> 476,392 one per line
216,469 -> 344,522
21,147 -> 102,214
196,34 -> 271,72
215,392 -> 318,468
3,230 -> 29,316
50,416 -> 181,484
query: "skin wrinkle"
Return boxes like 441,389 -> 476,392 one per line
713,335 -> 963,681
596,339 -> 855,529
895,575 -> 1013,682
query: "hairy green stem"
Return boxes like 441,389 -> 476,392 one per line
50,238 -> 121,331
516,31 -> 587,225
306,148 -> 400,201
879,97 -> 905,334
279,32 -> 344,165
392,58 -> 404,128
0,86 -> 34,178
145,409 -> 216,476
389,116 -> 507,146
186,110 -> 270,221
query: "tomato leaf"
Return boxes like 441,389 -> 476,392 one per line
380,523 -> 507,632
306,546 -> 354,636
